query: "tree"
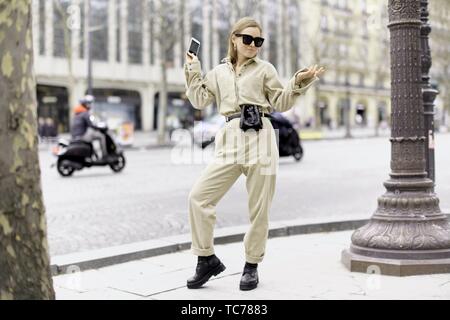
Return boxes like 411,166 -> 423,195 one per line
303,3 -> 347,132
53,0 -> 78,113
430,0 -> 450,129
0,0 -> 55,300
306,2 -> 383,137
304,14 -> 327,130
365,2 -> 390,136
230,0 -> 261,19
151,0 -> 182,145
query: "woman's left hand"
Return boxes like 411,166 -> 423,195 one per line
295,65 -> 326,85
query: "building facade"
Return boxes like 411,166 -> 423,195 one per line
429,0 -> 450,129
301,0 -> 392,130
32,0 -> 427,134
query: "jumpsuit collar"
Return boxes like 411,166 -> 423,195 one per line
221,56 -> 260,71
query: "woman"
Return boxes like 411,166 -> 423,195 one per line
184,17 -> 325,291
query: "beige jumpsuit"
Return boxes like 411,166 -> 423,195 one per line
185,56 -> 317,264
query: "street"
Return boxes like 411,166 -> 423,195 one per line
39,133 -> 450,256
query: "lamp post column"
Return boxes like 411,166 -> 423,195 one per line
420,0 -> 439,187
342,0 -> 450,276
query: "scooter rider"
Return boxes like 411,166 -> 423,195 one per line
70,95 -> 108,161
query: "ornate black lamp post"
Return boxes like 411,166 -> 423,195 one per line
342,0 -> 450,276
420,0 -> 439,186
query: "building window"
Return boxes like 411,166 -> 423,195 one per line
217,0 -> 230,62
339,43 -> 348,58
289,0 -> 300,72
359,73 -> 365,86
53,0 -> 71,57
164,1 -> 177,66
320,15 -> 328,32
179,1 -> 186,67
37,85 -> 70,134
361,0 -> 368,14
116,2 -> 121,62
79,0 -> 85,59
191,0 -> 203,61
39,0 -> 45,55
128,0 -> 143,64
91,0 -> 109,61
267,0 -> 277,68
362,20 -> 369,38
148,0 -> 154,64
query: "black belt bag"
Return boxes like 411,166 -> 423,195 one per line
240,104 -> 264,132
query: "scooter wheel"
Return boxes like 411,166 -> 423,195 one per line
293,146 -> 303,162
110,154 -> 126,173
57,159 -> 75,177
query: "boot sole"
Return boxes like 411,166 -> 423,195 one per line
187,263 -> 226,289
239,280 -> 259,291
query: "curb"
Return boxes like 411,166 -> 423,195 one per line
118,135 -> 388,152
50,218 -> 369,277
40,131 -> 450,153
301,134 -> 390,142
121,143 -> 175,151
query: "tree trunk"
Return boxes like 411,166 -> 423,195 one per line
313,85 -> 320,130
62,3 -> 76,122
345,102 -> 352,138
157,56 -> 168,145
444,93 -> 450,130
375,117 -> 380,137
0,0 -> 55,300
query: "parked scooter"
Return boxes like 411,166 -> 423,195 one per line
197,112 -> 304,161
269,112 -> 304,161
54,122 -> 126,177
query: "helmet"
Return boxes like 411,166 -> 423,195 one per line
79,95 -> 95,107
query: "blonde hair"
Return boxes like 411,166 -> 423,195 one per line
226,17 -> 262,65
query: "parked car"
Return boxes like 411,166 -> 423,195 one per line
192,112 -> 304,161
192,113 -> 225,149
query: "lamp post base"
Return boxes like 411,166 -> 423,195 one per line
342,248 -> 450,276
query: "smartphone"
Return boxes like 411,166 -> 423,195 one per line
188,37 -> 201,56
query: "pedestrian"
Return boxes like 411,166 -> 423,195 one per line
38,117 -> 45,140
184,17 -> 325,291
45,118 -> 58,141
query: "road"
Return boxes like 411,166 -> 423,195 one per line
39,133 -> 450,256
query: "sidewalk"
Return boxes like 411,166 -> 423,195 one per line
53,230 -> 450,300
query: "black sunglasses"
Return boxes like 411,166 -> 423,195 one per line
235,34 -> 265,47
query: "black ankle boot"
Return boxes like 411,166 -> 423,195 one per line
239,262 -> 259,291
187,255 -> 226,289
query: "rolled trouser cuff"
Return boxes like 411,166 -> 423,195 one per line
191,246 -> 215,257
245,253 -> 264,264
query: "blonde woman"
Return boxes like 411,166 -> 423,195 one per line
184,17 -> 325,291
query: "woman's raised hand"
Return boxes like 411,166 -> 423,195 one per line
186,51 -> 199,64
295,64 -> 326,85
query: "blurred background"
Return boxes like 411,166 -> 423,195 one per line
31,0 -> 450,146
26,0 -> 450,258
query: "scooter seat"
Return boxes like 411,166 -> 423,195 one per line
70,139 -> 91,146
